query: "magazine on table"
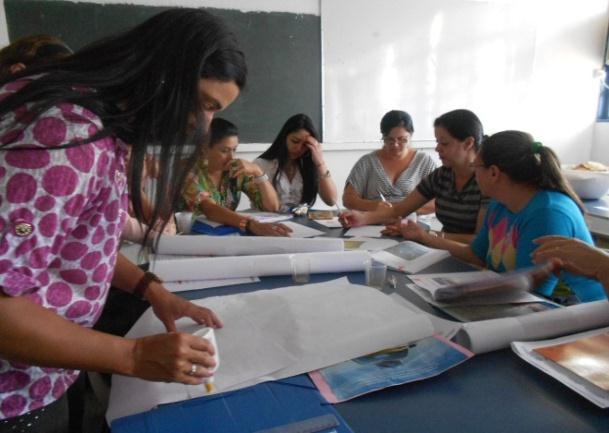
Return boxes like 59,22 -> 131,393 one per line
309,335 -> 472,403
512,326 -> 609,408
371,241 -> 450,274
424,263 -> 556,302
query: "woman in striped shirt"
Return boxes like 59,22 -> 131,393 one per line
341,109 -> 487,243
343,110 -> 436,211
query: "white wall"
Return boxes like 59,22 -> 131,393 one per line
1,0 -> 608,208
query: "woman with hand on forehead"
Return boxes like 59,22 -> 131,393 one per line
255,113 -> 337,213
343,110 -> 436,211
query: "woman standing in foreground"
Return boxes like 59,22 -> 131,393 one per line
0,9 -> 245,431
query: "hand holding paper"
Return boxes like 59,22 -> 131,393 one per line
145,282 -> 223,332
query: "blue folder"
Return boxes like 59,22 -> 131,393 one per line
111,374 -> 353,433
190,219 -> 242,236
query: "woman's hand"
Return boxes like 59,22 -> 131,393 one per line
304,136 -> 325,168
533,236 -> 609,281
398,219 -> 427,242
145,283 -> 223,333
226,159 -> 263,178
375,201 -> 393,211
248,220 -> 292,237
381,218 -> 402,236
338,210 -> 368,228
131,332 -> 216,385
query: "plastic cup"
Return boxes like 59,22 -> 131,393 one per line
290,255 -> 311,284
365,260 -> 387,289
175,212 -> 194,234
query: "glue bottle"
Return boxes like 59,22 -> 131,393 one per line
194,327 -> 219,393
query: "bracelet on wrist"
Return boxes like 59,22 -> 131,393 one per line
133,271 -> 162,299
238,217 -> 252,233
253,173 -> 269,184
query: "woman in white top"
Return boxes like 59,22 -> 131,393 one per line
343,110 -> 436,211
255,114 -> 337,212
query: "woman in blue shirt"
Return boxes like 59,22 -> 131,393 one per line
400,130 -> 606,303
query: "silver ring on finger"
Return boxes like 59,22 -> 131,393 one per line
188,363 -> 198,376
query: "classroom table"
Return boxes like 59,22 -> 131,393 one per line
113,216 -> 609,432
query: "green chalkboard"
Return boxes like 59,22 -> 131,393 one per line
3,0 -> 322,143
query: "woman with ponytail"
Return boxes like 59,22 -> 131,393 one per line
400,130 -> 606,304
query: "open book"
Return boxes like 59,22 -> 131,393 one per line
431,263 -> 555,302
371,240 -> 449,274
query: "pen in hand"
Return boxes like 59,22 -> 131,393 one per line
379,192 -> 387,202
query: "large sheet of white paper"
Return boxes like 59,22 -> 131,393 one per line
150,250 -> 371,282
107,278 -> 435,422
155,234 -> 343,256
511,327 -> 609,408
455,300 -> 609,354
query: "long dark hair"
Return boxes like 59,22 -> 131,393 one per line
479,130 -> 583,211
0,8 -> 247,246
258,113 -> 319,206
434,109 -> 484,150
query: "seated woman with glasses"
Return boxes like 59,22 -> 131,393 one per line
181,118 -> 292,236
400,131 -> 606,304
341,109 -> 487,243
342,110 -> 436,211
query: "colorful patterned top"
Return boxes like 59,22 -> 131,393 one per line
0,78 -> 129,419
470,191 -> 606,303
181,159 -> 262,213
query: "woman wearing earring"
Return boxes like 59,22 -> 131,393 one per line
255,114 -> 337,213
181,117 -> 291,236
342,110 -> 436,211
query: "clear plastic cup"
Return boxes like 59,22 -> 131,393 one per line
290,255 -> 311,284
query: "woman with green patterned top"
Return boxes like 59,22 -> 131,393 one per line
181,118 -> 292,236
